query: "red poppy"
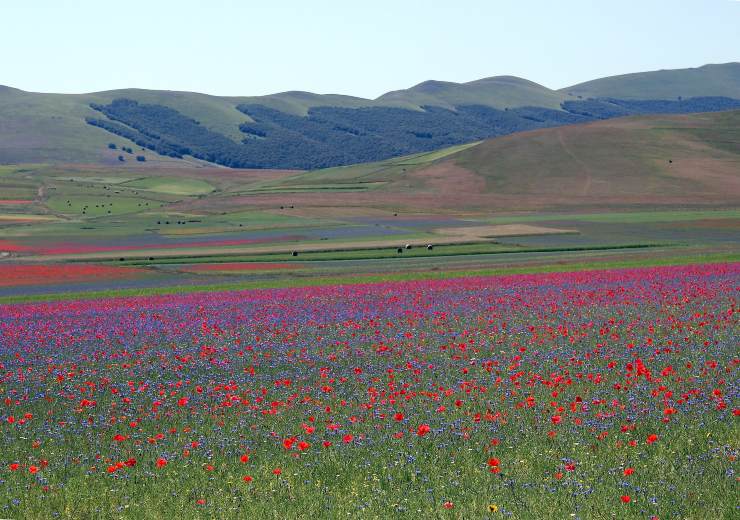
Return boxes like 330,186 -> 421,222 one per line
394,412 -> 404,421
273,468 -> 282,475
623,467 -> 635,476
646,434 -> 658,445
8,463 -> 19,471
196,499 -> 206,505
488,457 -> 500,467
243,475 -> 253,483
565,463 -> 575,472
29,465 -> 39,474
156,458 -> 167,468
416,424 -> 431,437
240,454 -> 249,463
443,501 -> 454,509
620,495 -> 631,503
297,441 -> 310,451
342,434 -> 354,444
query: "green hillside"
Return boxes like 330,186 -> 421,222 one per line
446,110 -> 740,209
88,89 -> 251,141
0,87 -> 239,165
2,63 -> 740,168
377,76 -> 568,110
229,91 -> 373,116
257,110 -> 740,212
563,63 -> 740,100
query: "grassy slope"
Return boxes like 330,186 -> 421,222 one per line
232,76 -> 570,114
87,89 -> 250,141
255,141 -> 481,191
0,87 -> 218,165
562,62 -> 740,100
445,110 -> 740,208
376,76 -> 568,110
228,91 -> 374,116
0,87 -> 124,164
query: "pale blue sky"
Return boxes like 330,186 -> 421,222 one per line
3,0 -> 739,98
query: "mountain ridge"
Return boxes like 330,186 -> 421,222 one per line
1,62 -> 739,168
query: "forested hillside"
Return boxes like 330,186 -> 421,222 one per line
85,96 -> 740,169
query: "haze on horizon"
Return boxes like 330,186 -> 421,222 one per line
3,0 -> 739,99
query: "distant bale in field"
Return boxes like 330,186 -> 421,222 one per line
427,244 -> 434,250
405,244 -> 412,249
292,251 -> 298,257
397,248 -> 403,254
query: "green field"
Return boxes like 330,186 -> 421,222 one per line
121,176 -> 215,195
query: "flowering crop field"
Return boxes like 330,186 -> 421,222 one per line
0,265 -> 146,288
0,264 -> 737,519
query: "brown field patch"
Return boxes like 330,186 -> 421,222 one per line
436,224 -> 576,238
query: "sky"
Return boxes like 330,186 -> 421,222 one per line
3,0 -> 739,98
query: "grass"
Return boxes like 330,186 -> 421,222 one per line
377,75 -> 569,110
254,140 -> 482,192
45,194 -> 166,218
121,177 -> 215,196
563,62 -> 740,99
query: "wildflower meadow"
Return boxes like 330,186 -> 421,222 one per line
0,264 -> 737,518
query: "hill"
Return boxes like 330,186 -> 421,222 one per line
252,110 -> 740,212
563,62 -> 740,100
376,76 -> 568,110
1,63 -> 740,169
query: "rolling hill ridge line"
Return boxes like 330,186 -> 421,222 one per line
1,62 -> 739,169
